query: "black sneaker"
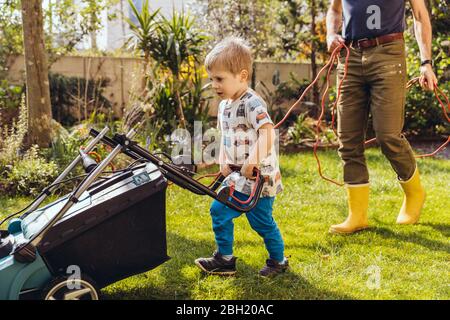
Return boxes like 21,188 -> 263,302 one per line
194,251 -> 237,276
259,258 -> 289,277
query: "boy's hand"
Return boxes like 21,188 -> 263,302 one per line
220,164 -> 232,177
241,163 -> 258,179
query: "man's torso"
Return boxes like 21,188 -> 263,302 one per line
342,0 -> 406,40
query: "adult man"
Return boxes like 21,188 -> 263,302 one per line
326,0 -> 437,234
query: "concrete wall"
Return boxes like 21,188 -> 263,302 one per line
6,55 -> 313,118
7,55 -> 143,117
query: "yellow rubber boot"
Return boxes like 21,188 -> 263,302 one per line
396,167 -> 425,225
329,184 -> 369,234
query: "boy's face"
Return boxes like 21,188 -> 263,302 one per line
208,66 -> 249,100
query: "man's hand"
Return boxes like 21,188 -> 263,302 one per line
327,33 -> 345,53
410,0 -> 435,91
419,64 -> 437,91
220,164 -> 232,177
241,163 -> 257,180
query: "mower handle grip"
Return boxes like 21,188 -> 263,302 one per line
216,173 -> 265,212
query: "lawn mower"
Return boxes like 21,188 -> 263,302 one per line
0,126 -> 264,300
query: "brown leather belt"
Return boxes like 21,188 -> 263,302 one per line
345,32 -> 404,49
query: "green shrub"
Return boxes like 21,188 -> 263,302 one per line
49,72 -> 112,126
136,117 -> 170,152
0,95 -> 27,167
287,112 -> 315,144
405,33 -> 449,137
0,95 -> 60,196
287,112 -> 337,146
273,72 -> 312,105
258,73 -> 312,127
47,125 -> 84,169
1,73 -> 113,127
6,145 -> 58,196
0,79 -> 23,110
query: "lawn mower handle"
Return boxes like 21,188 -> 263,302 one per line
89,129 -> 265,213
19,126 -> 111,219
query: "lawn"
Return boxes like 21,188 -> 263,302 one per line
1,148 -> 449,300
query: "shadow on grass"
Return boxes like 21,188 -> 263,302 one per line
102,232 -> 353,300
363,219 -> 450,254
420,223 -> 450,238
321,220 -> 450,255
280,166 -> 300,179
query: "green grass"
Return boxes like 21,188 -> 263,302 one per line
1,148 -> 449,300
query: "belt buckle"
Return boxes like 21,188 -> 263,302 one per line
357,38 -> 369,48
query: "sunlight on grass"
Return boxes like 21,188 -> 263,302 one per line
1,148 -> 449,300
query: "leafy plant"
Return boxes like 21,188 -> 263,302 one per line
0,0 -> 22,78
257,81 -> 285,125
137,117 -> 170,152
273,72 -> 312,104
147,10 -> 209,77
0,95 -> 28,167
125,0 -> 160,63
47,126 -> 84,169
0,96 -> 60,196
287,111 -> 337,146
125,2 -> 211,144
258,73 -> 312,127
405,33 -> 449,137
49,72 -> 112,126
287,112 -> 316,144
6,145 -> 58,196
0,79 -> 23,110
179,62 -> 211,126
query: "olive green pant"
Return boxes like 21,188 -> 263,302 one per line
336,39 -> 416,185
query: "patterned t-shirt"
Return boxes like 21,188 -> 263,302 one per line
217,89 -> 283,198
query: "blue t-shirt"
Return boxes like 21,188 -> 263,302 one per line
342,0 -> 406,40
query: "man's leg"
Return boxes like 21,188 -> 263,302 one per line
366,40 -> 425,224
330,47 -> 371,234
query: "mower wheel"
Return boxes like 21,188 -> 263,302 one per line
42,274 -> 99,300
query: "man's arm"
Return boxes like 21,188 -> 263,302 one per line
326,0 -> 345,52
409,0 -> 438,91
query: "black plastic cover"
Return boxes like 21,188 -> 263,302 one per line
37,167 -> 169,288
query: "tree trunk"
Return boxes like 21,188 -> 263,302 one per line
120,0 -> 126,40
89,2 -> 99,50
90,31 -> 98,50
21,0 -> 53,147
310,0 -> 320,116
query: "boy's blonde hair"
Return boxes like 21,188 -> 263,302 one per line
205,37 -> 253,78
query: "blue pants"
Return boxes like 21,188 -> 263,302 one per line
210,191 -> 285,262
